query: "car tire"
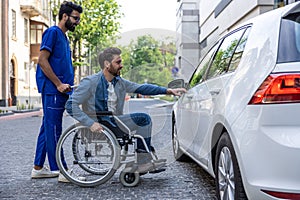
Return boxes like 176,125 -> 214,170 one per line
215,132 -> 247,200
172,118 -> 191,162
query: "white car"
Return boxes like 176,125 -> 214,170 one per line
171,2 -> 300,200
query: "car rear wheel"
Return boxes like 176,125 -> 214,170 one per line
215,132 -> 247,200
172,118 -> 191,162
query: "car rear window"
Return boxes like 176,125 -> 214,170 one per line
277,12 -> 300,63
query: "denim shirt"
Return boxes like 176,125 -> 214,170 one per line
65,71 -> 167,127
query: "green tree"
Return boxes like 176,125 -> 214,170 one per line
160,38 -> 176,67
50,0 -> 122,71
120,35 -> 175,86
130,35 -> 163,67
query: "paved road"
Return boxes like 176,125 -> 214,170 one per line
0,99 -> 216,200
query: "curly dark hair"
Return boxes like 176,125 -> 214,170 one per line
59,1 -> 83,20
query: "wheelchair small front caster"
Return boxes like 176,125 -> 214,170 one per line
119,169 -> 140,187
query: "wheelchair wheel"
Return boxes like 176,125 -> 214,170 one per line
119,170 -> 140,187
56,123 -> 121,187
71,127 -> 115,175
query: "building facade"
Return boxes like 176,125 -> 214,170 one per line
0,0 -> 53,107
176,0 -> 300,81
175,0 -> 200,81
0,0 -> 9,107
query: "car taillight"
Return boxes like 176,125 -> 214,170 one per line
249,73 -> 300,104
261,189 -> 300,200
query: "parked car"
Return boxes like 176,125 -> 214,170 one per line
170,2 -> 300,200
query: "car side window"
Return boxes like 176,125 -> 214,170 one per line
207,28 -> 247,79
228,27 -> 251,72
189,43 -> 219,88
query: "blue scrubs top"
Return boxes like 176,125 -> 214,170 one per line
36,26 -> 74,94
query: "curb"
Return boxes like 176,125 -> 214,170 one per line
0,112 -> 14,117
11,108 -> 40,113
0,109 -> 42,121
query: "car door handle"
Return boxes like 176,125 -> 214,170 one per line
186,94 -> 194,99
209,89 -> 220,95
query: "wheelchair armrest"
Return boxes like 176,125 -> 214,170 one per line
85,111 -> 131,136
96,111 -> 113,116
85,111 -> 113,117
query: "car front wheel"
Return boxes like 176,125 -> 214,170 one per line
215,132 -> 247,200
172,117 -> 191,162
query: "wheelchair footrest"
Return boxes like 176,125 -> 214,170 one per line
123,163 -> 138,173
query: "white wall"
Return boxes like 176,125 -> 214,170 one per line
9,1 -> 40,106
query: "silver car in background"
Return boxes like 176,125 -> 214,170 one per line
171,2 -> 300,200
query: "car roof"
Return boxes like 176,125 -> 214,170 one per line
243,2 -> 300,27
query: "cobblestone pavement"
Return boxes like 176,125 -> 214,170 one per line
0,99 -> 217,200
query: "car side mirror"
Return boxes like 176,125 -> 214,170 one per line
168,79 -> 185,89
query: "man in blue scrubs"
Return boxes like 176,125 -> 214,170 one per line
31,1 -> 82,181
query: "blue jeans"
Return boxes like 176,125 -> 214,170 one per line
34,93 -> 68,171
115,113 -> 152,150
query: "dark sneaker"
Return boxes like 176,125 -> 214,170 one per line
136,148 -> 167,163
153,158 -> 167,163
149,168 -> 166,174
137,161 -> 166,173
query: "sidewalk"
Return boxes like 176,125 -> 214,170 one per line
0,106 -> 42,121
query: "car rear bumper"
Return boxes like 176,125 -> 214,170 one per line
231,103 -> 300,199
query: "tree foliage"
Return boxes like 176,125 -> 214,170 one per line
49,1 -> 176,87
130,35 -> 163,67
50,0 -> 122,67
72,0 -> 121,49
120,35 -> 176,87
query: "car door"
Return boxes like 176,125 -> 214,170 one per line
175,43 -> 219,156
192,27 -> 250,167
175,87 -> 205,153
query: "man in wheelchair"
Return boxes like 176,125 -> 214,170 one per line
65,47 -> 186,174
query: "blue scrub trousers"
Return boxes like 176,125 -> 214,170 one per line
34,93 -> 68,171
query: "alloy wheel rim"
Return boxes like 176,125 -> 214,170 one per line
218,147 -> 235,200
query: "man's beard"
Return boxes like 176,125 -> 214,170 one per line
108,64 -> 120,77
65,18 -> 76,32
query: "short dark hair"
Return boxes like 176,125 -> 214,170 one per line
59,1 -> 83,20
98,47 -> 122,69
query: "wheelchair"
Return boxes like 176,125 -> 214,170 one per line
55,111 -> 166,187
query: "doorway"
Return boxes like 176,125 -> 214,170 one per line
9,60 -> 16,106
